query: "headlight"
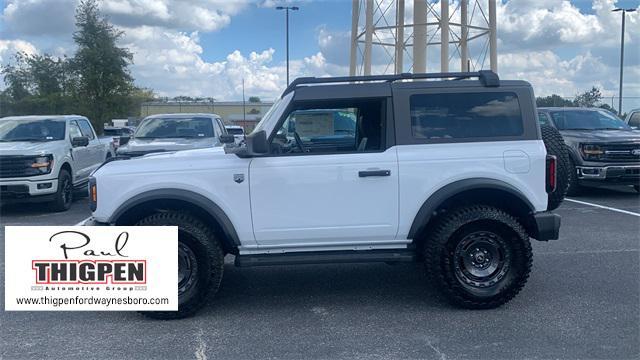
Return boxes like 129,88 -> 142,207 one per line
30,155 -> 53,174
580,144 -> 604,160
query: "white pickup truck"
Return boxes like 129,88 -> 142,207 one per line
0,115 -> 111,211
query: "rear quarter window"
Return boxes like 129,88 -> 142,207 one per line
410,92 -> 524,140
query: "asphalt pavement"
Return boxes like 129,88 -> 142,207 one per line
1,187 -> 639,359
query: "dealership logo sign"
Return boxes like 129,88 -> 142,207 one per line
5,226 -> 177,311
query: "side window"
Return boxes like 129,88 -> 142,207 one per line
68,121 -> 82,139
629,112 -> 640,128
77,119 -> 95,139
410,92 -> 524,140
538,112 -> 551,126
271,99 -> 385,155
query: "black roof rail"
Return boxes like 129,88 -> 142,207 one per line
282,70 -> 499,97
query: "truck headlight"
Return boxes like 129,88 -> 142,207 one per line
30,155 -> 53,174
580,144 -> 604,160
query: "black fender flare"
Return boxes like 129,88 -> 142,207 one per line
407,178 -> 535,239
109,189 -> 240,247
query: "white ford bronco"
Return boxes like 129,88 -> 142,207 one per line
0,115 -> 111,211
88,71 -> 564,319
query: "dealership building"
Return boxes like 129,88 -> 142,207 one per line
139,100 -> 274,132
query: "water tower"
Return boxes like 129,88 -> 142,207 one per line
349,0 -> 497,75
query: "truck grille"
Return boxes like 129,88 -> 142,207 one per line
602,144 -> 640,162
0,156 -> 42,178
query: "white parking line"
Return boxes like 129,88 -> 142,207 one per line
565,198 -> 640,217
74,217 -> 92,226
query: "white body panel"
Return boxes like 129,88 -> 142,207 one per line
248,148 -> 400,248
395,140 -> 548,239
91,148 -> 257,247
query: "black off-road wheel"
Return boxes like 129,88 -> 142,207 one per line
566,157 -> 582,196
49,169 -> 73,212
540,125 -> 569,210
424,205 -> 532,309
136,211 -> 224,320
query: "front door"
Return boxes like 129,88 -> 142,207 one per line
77,118 -> 104,174
68,120 -> 92,182
249,98 -> 400,249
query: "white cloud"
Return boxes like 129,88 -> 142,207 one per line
0,39 -> 38,64
1,0 -> 249,36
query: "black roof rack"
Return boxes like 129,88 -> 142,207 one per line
282,70 -> 499,97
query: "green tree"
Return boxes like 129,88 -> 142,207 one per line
72,0 -> 134,133
536,94 -> 574,108
573,86 -> 602,108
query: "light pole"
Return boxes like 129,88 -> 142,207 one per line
276,5 -> 299,85
613,8 -> 636,115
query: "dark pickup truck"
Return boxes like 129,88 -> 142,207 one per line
538,107 -> 640,194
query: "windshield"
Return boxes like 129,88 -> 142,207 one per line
550,110 -> 631,131
134,117 -> 214,138
104,128 -> 130,136
0,119 -> 66,142
251,92 -> 293,136
226,128 -> 244,135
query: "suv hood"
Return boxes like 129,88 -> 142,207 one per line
559,129 -> 640,143
118,137 -> 218,154
96,146 -> 232,176
0,140 -> 64,156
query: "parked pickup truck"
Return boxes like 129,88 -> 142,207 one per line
538,107 -> 640,194
116,113 -> 227,157
0,115 -> 111,211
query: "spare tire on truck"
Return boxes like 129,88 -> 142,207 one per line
541,125 -> 569,211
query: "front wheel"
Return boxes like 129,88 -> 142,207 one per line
136,211 -> 224,319
49,169 -> 73,212
566,157 -> 582,196
424,205 -> 532,309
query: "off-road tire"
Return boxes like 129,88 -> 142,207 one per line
566,157 -> 582,196
49,169 -> 73,212
424,205 -> 532,309
136,211 -> 224,320
540,125 -> 569,210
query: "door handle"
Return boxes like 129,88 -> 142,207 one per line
358,170 -> 391,177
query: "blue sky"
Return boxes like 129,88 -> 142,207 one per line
1,0 -> 639,111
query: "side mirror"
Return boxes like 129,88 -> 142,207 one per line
119,135 -> 131,145
246,130 -> 269,155
71,136 -> 89,147
219,134 -> 236,144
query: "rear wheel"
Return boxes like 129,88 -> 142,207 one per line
136,211 -> 224,320
424,205 -> 532,309
49,169 -> 72,212
540,125 -> 569,210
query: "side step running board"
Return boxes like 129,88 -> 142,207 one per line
235,249 -> 417,267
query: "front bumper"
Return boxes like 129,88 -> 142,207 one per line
0,178 -> 58,203
530,212 -> 561,241
576,164 -> 640,185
